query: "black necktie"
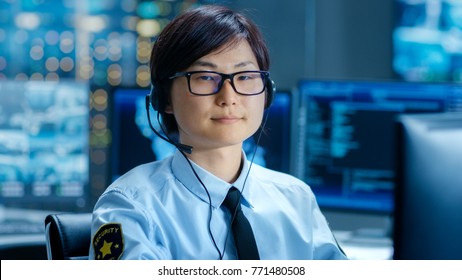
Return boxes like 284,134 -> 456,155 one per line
222,187 -> 260,260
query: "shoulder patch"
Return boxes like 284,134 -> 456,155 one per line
92,223 -> 124,260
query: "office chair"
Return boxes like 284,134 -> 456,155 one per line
44,213 -> 92,260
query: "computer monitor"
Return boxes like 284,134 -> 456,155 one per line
393,112 -> 462,259
110,87 -> 295,182
0,80 -> 90,212
296,79 -> 462,213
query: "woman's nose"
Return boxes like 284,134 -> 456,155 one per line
216,79 -> 237,106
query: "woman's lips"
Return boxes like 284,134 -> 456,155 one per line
211,116 -> 241,124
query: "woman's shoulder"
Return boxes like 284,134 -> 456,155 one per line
249,164 -> 317,205
251,164 -> 308,189
103,157 -> 174,199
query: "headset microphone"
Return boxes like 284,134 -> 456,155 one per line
144,95 -> 193,154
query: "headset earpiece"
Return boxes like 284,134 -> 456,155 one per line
265,79 -> 275,109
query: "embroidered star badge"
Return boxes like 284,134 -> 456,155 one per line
92,223 -> 124,260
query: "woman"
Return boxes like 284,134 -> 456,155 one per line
89,4 -> 347,260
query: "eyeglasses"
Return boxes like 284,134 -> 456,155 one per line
169,70 -> 269,96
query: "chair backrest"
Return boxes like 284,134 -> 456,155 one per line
44,213 -> 92,260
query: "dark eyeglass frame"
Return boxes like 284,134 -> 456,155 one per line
169,70 -> 270,96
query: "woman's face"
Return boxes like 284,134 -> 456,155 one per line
166,40 -> 266,152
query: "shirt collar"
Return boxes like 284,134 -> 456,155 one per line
171,150 -> 254,209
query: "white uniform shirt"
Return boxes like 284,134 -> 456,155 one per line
89,150 -> 347,260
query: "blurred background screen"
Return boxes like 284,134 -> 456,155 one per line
0,80 -> 90,212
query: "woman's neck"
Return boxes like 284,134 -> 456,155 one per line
187,145 -> 243,183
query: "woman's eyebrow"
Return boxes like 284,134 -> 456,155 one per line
234,61 -> 256,68
190,60 -> 257,70
190,60 -> 217,68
